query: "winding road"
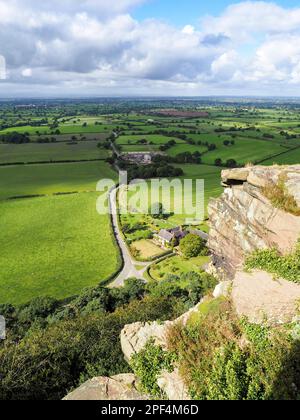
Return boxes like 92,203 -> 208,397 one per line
108,185 -> 151,288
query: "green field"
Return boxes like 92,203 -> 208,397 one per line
0,161 -> 117,200
119,164 -> 222,225
0,193 -> 120,305
167,137 -> 286,165
262,147 -> 300,165
2,101 -> 300,309
149,255 -> 210,282
0,141 -> 109,164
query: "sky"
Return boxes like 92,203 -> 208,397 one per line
1,0 -> 300,97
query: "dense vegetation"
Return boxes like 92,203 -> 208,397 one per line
132,298 -> 300,400
245,241 -> 300,284
0,272 -> 217,400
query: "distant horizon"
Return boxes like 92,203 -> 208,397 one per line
2,95 -> 300,101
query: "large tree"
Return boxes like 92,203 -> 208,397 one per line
180,234 -> 206,258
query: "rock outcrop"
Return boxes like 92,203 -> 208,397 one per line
208,165 -> 300,278
232,270 -> 300,325
120,303 -> 205,401
63,374 -> 148,401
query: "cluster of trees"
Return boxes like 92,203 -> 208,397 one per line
0,132 -> 30,144
159,139 -> 176,151
180,234 -> 208,258
172,151 -> 202,164
0,272 -> 217,400
223,140 -> 235,146
152,152 -> 201,165
215,158 -> 238,168
119,163 -> 184,180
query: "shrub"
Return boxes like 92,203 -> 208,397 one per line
262,175 -> 300,216
0,296 -> 179,400
245,241 -> 300,284
167,299 -> 300,400
131,339 -> 176,397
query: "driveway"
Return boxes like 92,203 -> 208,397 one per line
108,185 -> 151,288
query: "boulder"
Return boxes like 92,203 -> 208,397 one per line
63,374 -> 147,401
121,321 -> 168,362
232,270 -> 300,325
157,369 -> 190,400
213,281 -> 231,299
120,303 -> 207,400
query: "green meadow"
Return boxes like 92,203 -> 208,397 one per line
0,141 -> 109,164
120,164 -> 222,225
262,147 -> 300,165
0,193 -> 120,305
167,137 -> 286,165
0,161 -> 117,200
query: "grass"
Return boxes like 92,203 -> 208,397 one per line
149,255 -> 210,282
0,141 -> 109,164
119,164 -> 222,226
245,242 -> 300,284
0,193 -> 120,305
167,137 -> 285,165
0,161 -> 117,200
131,239 -> 166,260
120,144 -> 161,152
262,175 -> 300,216
262,147 -> 300,165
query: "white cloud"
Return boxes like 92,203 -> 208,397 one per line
22,68 -> 33,77
1,1 -> 300,96
182,25 -> 195,35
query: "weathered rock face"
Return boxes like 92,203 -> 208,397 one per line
120,303 -> 204,400
63,374 -> 148,401
208,165 -> 300,278
232,270 -> 300,325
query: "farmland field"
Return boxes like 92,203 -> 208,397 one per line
1,100 -> 300,307
167,137 -> 286,165
119,164 -> 222,225
0,193 -> 120,305
0,161 -> 117,200
0,141 -> 109,164
262,147 -> 300,165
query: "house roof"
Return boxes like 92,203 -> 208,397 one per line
158,229 -> 174,242
190,229 -> 209,241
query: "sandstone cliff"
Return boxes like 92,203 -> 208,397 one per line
208,165 -> 300,278
64,165 -> 300,400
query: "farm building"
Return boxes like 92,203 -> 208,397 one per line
155,226 -> 188,247
190,229 -> 209,241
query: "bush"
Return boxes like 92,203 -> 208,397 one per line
131,339 -> 176,397
262,175 -> 300,216
0,295 -> 180,400
167,299 -> 300,400
245,241 -> 300,284
180,234 -> 207,258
